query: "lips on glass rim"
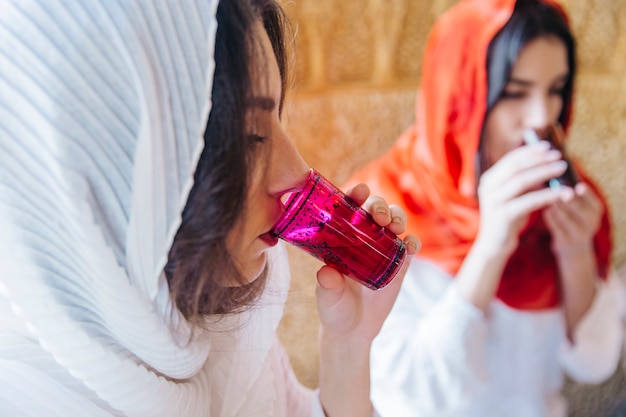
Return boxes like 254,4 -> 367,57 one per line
259,232 -> 279,246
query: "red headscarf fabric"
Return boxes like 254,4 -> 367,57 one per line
345,0 -> 612,310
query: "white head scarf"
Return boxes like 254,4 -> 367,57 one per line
0,1 -> 290,416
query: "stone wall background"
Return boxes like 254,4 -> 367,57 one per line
275,0 -> 626,394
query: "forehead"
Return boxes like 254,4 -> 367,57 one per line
250,21 -> 280,95
510,36 -> 568,80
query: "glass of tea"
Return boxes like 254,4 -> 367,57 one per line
523,124 -> 579,188
270,169 -> 407,290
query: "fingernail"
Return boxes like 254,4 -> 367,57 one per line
406,238 -> 421,253
375,206 -> 389,215
392,216 -> 404,227
560,187 -> 574,200
547,149 -> 561,159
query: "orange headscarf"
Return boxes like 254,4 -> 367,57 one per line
346,0 -> 612,310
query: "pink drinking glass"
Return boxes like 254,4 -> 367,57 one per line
523,124 -> 579,188
270,169 -> 407,290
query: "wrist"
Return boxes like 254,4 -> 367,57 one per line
455,236 -> 512,312
553,240 -> 594,260
319,330 -> 372,378
555,243 -> 598,286
472,235 -> 516,263
318,330 -> 373,417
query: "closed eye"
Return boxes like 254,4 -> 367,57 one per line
549,86 -> 565,96
248,134 -> 268,144
499,89 -> 526,99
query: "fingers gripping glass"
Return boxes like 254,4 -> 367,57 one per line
523,124 -> 579,189
270,169 -> 407,290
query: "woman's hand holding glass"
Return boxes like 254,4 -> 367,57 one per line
475,141 -> 571,257
315,183 -> 420,417
543,179 -> 604,337
315,183 -> 419,341
543,182 -> 603,258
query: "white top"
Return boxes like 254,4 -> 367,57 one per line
371,258 -> 625,417
0,247 -> 326,417
0,1 -> 326,415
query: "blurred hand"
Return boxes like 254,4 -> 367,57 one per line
475,142 -> 573,257
543,182 -> 603,258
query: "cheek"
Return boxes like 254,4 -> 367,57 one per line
482,107 -> 517,164
225,219 -> 245,265
548,95 -> 564,123
227,178 -> 274,280
222,185 -> 259,279
224,217 -> 267,285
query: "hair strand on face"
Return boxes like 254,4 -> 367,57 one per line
164,0 -> 290,322
477,0 -> 575,178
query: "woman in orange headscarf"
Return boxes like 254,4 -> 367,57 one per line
346,0 -> 624,415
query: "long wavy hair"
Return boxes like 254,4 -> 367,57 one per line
478,0 -> 576,175
485,0 -> 576,124
165,0 -> 291,320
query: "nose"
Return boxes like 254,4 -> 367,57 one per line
524,95 -> 550,130
524,92 -> 561,131
269,127 -> 310,196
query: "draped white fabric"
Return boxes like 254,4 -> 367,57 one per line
0,1 -> 291,415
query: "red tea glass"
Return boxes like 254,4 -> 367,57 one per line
523,124 -> 579,188
271,169 -> 407,290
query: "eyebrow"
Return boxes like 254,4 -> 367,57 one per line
507,74 -> 569,87
248,96 -> 276,111
507,78 -> 533,87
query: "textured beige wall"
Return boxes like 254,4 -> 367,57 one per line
276,0 -> 626,390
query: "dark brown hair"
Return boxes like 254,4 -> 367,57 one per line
477,0 -> 576,177
485,0 -> 576,124
165,0 -> 290,320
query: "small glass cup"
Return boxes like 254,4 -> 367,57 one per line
523,124 -> 579,188
270,169 -> 407,290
